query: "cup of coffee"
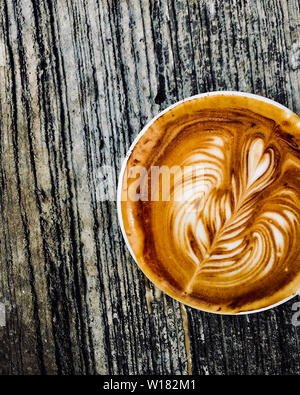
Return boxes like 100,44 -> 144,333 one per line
117,91 -> 300,314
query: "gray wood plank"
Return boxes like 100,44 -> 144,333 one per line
0,0 -> 299,374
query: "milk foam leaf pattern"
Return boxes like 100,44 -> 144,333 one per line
178,136 -> 299,291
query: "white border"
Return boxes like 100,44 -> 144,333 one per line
117,91 -> 300,315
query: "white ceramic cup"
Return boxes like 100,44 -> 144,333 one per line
117,91 -> 300,315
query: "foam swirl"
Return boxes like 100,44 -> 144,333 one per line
169,137 -> 299,293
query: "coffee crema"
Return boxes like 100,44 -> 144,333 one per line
120,94 -> 300,313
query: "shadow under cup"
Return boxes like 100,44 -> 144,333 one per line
117,91 -> 300,314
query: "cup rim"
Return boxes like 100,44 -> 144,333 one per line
117,90 -> 300,315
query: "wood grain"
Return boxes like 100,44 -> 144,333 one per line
0,0 -> 299,375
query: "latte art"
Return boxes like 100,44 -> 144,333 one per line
168,137 -> 298,290
120,94 -> 300,313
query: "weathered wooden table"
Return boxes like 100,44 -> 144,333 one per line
0,0 -> 299,375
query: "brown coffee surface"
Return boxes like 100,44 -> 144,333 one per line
121,95 -> 300,313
